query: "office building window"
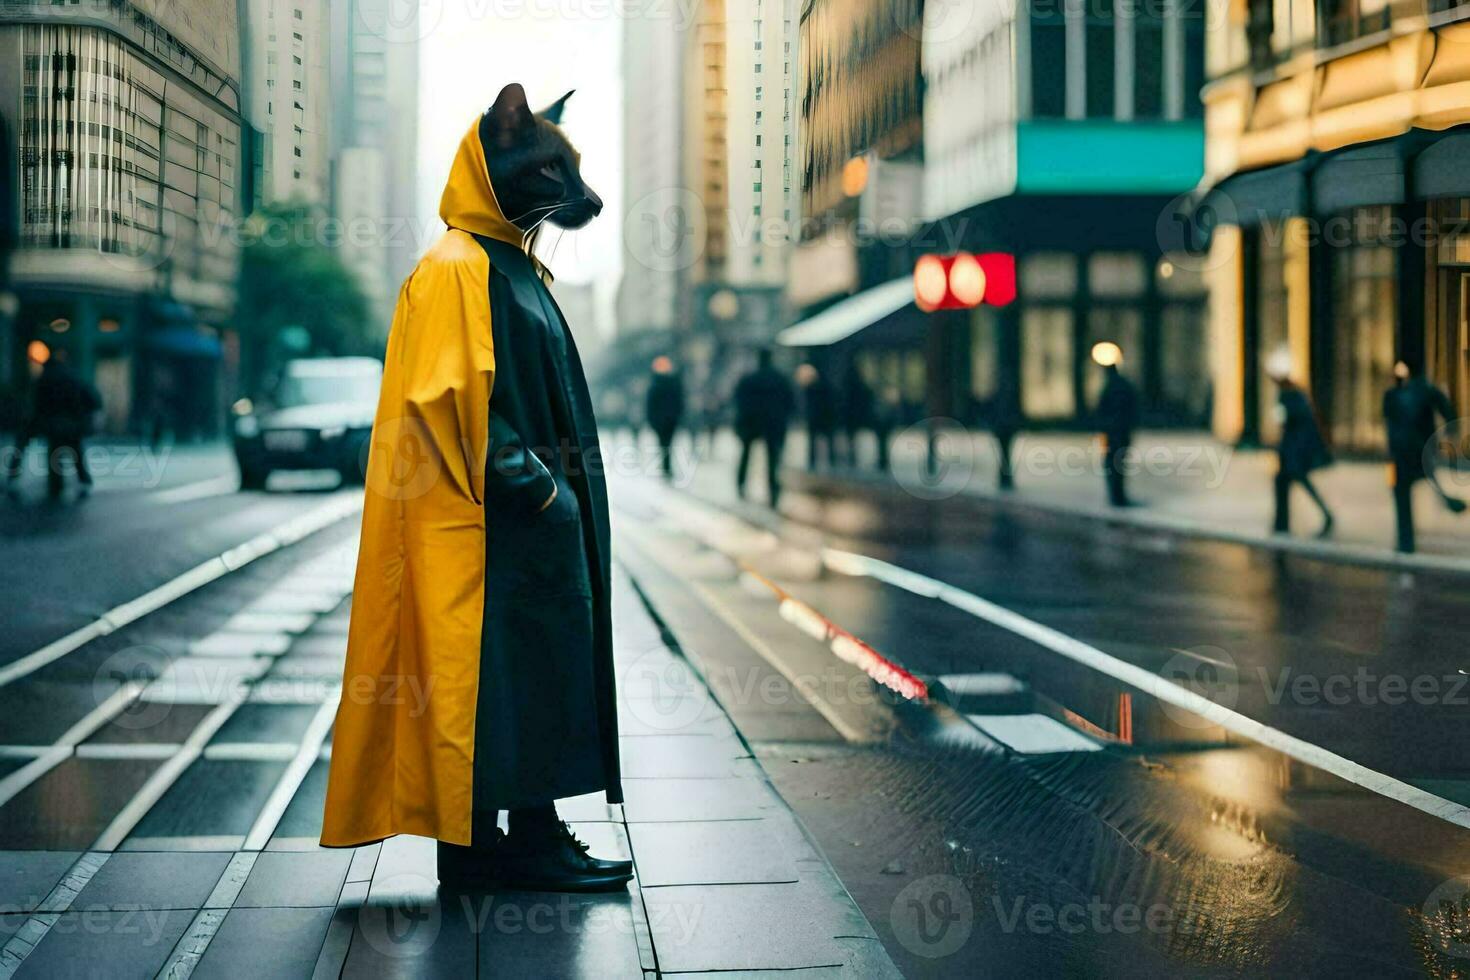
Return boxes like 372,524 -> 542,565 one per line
1031,14 -> 1067,118
1318,0 -> 1390,47
1135,7 -> 1164,117
1328,206 -> 1397,450
1086,0 -> 1115,118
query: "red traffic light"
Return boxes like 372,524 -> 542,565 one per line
913,252 -> 1016,311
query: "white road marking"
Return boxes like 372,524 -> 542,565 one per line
203,742 -> 300,762
823,547 -> 1470,831
74,743 -> 181,760
0,492 -> 361,689
91,695 -> 247,851
0,851 -> 110,979
242,697 -> 338,850
0,682 -> 145,809
153,475 -> 238,504
155,851 -> 260,978
618,530 -> 874,744
966,714 -> 1103,754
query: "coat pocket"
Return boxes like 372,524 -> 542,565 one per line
486,486 -> 593,600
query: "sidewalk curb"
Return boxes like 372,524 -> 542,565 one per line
621,569 -> 903,978
796,469 -> 1470,579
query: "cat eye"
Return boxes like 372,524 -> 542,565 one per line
539,163 -> 562,182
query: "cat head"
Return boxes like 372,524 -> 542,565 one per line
479,83 -> 602,232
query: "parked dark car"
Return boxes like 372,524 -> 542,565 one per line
233,357 -> 382,490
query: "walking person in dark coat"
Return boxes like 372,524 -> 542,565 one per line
1092,343 -> 1139,507
733,348 -> 796,506
1272,373 -> 1335,538
6,348 -> 100,498
645,355 -> 684,482
1383,359 -> 1465,553
796,363 -> 837,471
980,377 -> 1022,491
840,364 -> 876,469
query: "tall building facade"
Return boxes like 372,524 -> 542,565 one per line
617,0 -> 687,336
329,0 -> 420,340
922,0 -> 1208,428
674,0 -> 800,397
790,0 -> 923,313
777,0 -> 925,414
780,0 -> 1208,430
0,0 -> 247,436
1201,0 -> 1470,454
243,0 -> 333,206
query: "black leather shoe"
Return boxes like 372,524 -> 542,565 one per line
495,822 -> 633,893
436,828 -> 506,889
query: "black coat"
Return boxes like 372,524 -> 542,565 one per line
803,376 -> 838,433
1384,378 -> 1455,482
646,372 -> 684,437
472,234 -> 620,812
733,365 -> 795,439
33,362 -> 100,441
1095,370 -> 1139,449
1276,387 -> 1332,478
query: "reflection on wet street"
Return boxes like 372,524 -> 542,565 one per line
610,458 -> 1470,978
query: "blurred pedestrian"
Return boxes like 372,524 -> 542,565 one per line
796,363 -> 837,471
981,380 -> 1021,491
733,348 -> 795,506
1383,359 -> 1465,553
1271,371 -> 1335,538
645,355 -> 684,481
874,385 -> 899,473
841,364 -> 876,469
1092,343 -> 1138,507
7,347 -> 100,498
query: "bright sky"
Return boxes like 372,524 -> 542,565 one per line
416,2 -> 624,333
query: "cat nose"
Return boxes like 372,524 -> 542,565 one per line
584,185 -> 603,216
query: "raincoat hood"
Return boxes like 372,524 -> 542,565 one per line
438,118 -> 523,248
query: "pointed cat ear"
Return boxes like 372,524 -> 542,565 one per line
539,90 -> 575,125
487,83 -> 534,145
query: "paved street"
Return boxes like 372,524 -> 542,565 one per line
0,438 -> 1468,976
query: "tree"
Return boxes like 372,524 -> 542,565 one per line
235,203 -> 375,394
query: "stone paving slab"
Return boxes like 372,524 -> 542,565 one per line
300,564 -> 898,978
0,552 -> 896,978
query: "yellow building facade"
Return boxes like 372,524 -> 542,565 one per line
1203,0 -> 1470,451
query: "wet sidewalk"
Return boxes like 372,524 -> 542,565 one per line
655,427 -> 1470,573
0,544 -> 897,978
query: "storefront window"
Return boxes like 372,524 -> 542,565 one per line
970,307 -> 998,404
1023,307 -> 1075,419
1328,205 -> 1396,451
1022,253 -> 1078,298
1085,307 -> 1142,406
1428,198 -> 1470,438
1157,256 -> 1210,422
1255,222 -> 1292,443
1084,252 -> 1145,407
1318,0 -> 1391,48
